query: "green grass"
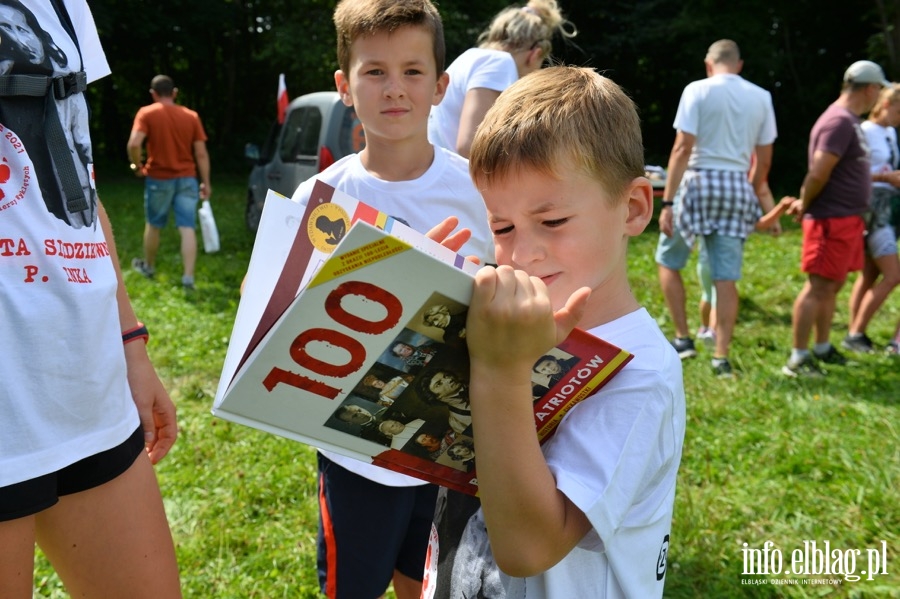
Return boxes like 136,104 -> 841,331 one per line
34,174 -> 900,598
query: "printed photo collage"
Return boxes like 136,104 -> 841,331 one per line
323,291 -> 580,473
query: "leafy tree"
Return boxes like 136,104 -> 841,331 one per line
86,0 -> 897,191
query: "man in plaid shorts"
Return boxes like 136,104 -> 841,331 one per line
656,39 -> 777,377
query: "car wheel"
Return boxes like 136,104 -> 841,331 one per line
245,192 -> 262,232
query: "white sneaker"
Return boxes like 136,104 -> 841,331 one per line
781,355 -> 824,378
697,326 -> 716,349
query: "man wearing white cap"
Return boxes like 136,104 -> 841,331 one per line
783,60 -> 890,377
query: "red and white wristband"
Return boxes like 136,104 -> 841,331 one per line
122,322 -> 149,345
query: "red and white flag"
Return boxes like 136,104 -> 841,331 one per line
277,73 -> 289,124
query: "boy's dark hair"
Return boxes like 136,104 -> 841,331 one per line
333,0 -> 445,77
469,66 -> 644,201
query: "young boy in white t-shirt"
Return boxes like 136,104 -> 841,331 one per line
286,1 -> 493,598
423,66 -> 686,598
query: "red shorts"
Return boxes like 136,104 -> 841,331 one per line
801,215 -> 865,281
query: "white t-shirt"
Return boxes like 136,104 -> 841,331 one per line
428,48 -> 519,152
861,120 -> 898,190
0,1 -> 138,487
291,146 -> 493,486
423,308 -> 686,598
674,73 -> 777,172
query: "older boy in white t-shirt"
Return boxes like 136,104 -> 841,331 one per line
287,1 -> 492,598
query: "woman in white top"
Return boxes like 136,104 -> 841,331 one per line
845,83 -> 900,352
428,0 -> 576,157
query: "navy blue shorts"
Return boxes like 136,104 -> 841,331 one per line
317,452 -> 438,599
0,426 -> 144,522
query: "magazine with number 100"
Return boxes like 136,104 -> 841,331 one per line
211,181 -> 633,496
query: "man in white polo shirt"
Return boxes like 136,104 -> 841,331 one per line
655,39 -> 778,378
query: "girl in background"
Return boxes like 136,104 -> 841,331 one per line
843,83 -> 900,353
428,0 -> 576,157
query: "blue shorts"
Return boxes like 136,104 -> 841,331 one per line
866,224 -> 898,259
0,426 -> 144,522
317,452 -> 438,598
656,230 -> 744,281
702,233 -> 745,281
144,176 -> 199,228
696,242 -> 715,304
655,229 -> 692,271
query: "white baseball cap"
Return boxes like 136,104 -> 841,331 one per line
843,60 -> 891,87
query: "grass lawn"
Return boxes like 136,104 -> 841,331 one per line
34,172 -> 899,598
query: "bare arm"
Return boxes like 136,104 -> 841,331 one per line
99,200 -> 178,463
466,266 -> 591,576
872,169 -> 900,187
126,129 -> 147,177
756,196 -> 795,231
455,87 -> 502,158
789,150 -> 840,217
750,144 -> 775,213
659,131 -> 694,237
193,139 -> 211,199
751,172 -> 783,235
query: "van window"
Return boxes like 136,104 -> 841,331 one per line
280,106 -> 323,162
258,122 -> 282,163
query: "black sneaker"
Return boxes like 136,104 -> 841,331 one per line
841,333 -> 874,353
671,337 -> 697,360
813,345 -> 847,365
887,342 -> 899,355
781,355 -> 825,378
711,358 -> 734,379
131,258 -> 155,278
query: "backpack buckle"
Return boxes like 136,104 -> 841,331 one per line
51,71 -> 86,100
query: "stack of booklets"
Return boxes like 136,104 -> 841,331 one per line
212,181 -> 633,496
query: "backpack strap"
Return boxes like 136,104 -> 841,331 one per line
0,71 -> 86,98
50,0 -> 80,52
0,72 -> 89,213
0,0 -> 89,214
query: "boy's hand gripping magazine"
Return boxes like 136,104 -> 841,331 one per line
212,182 -> 633,495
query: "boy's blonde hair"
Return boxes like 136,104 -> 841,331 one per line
469,66 -> 644,200
477,0 -> 576,64
333,0 -> 445,77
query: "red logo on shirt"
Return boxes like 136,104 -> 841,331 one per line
0,125 -> 32,214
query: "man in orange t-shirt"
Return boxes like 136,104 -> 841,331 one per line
127,74 -> 211,289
